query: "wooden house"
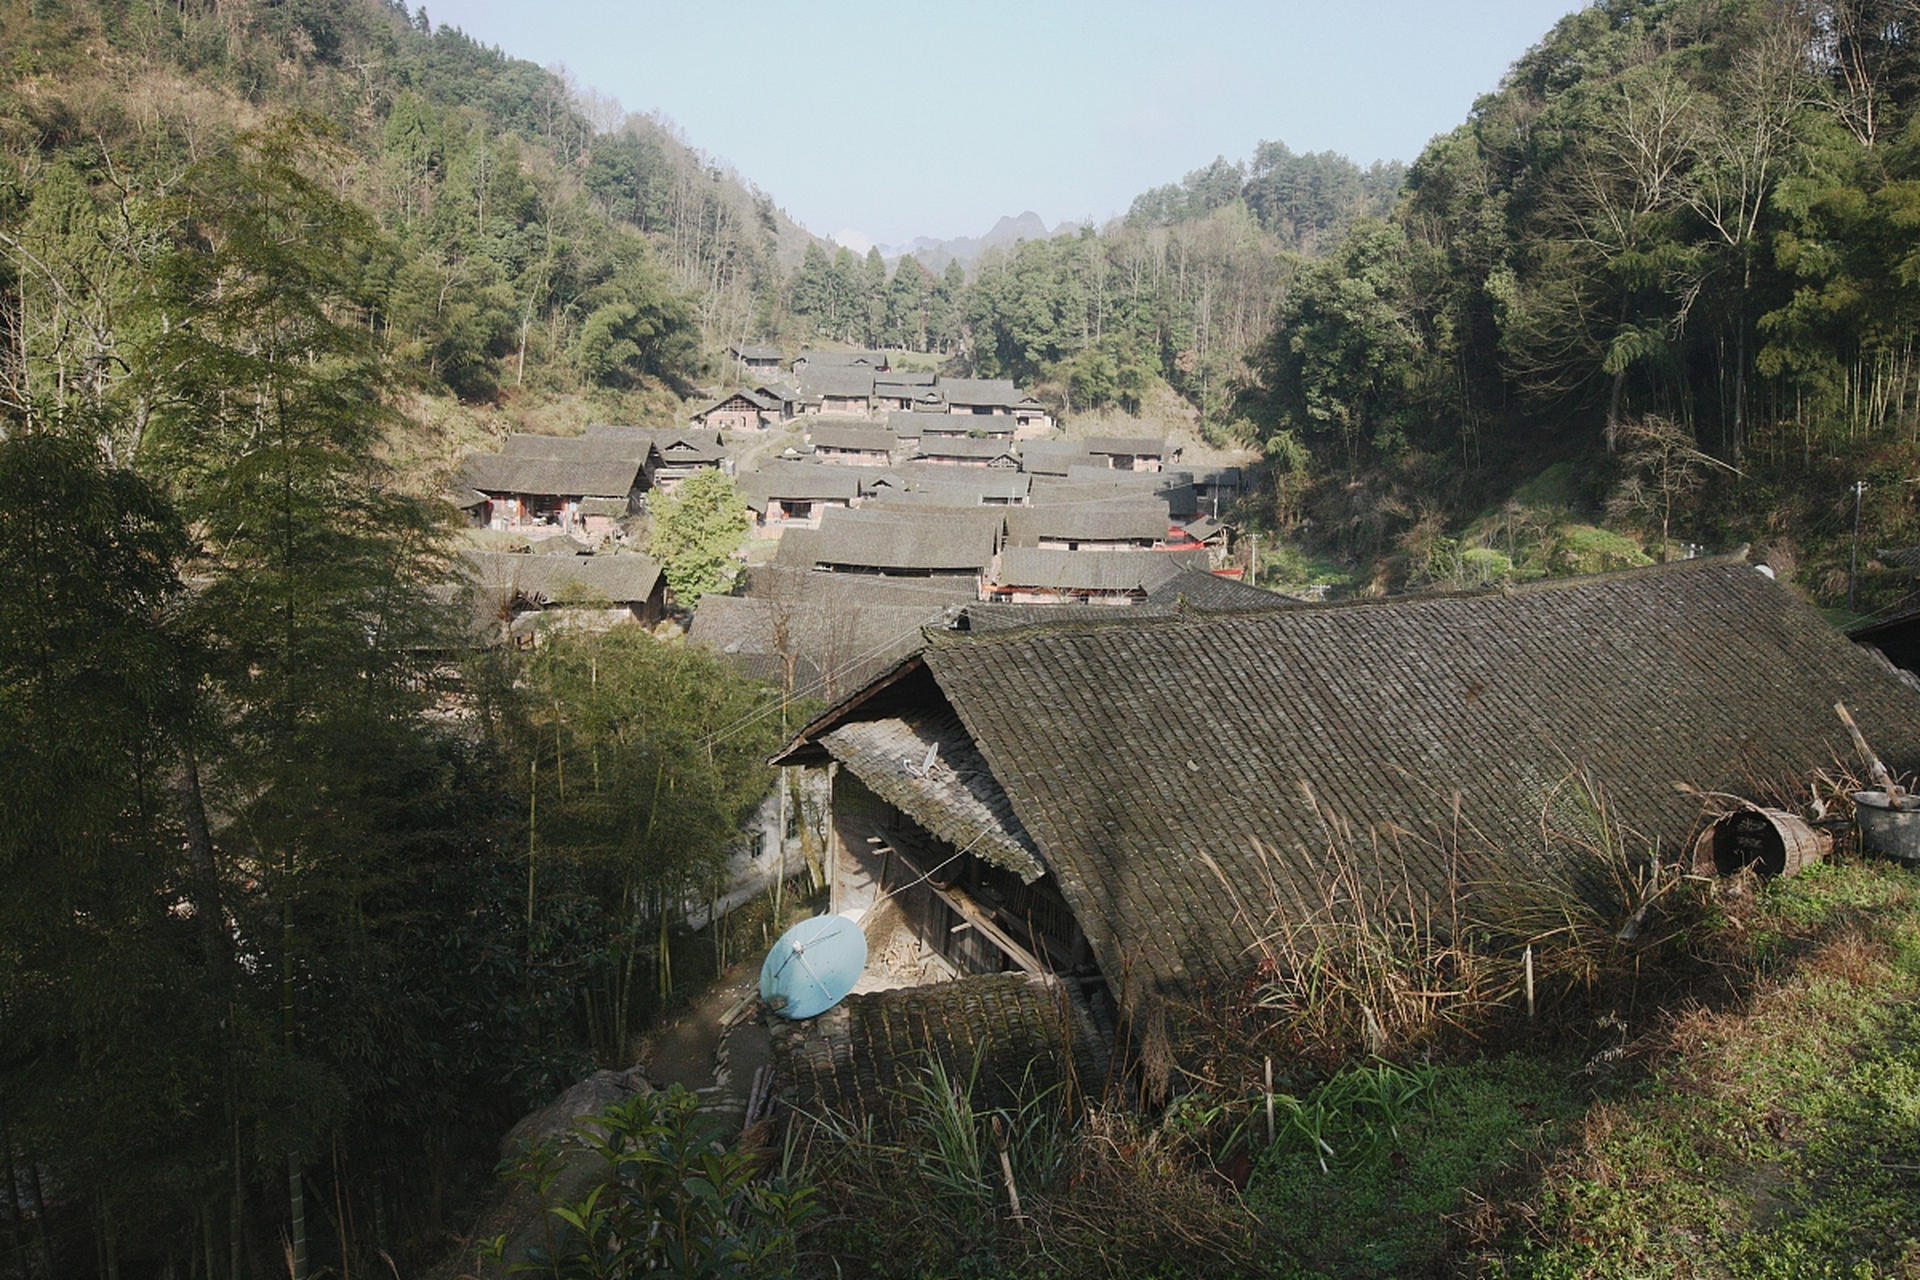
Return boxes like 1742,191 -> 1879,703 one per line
1004,499 -> 1170,551
872,380 -> 945,413
1017,440 -> 1098,477
799,367 -> 877,416
740,463 -> 863,537
793,349 -> 889,375
936,377 -> 1053,433
754,381 -> 802,420
913,436 -> 1020,467
695,388 -> 780,432
809,422 -> 898,466
727,343 -> 783,376
983,547 -> 1208,604
461,548 -> 668,645
633,427 -> 730,493
1085,435 -> 1173,472
776,506 -> 1000,582
460,435 -> 649,535
773,557 -> 1920,1078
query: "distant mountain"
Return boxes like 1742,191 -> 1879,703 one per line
880,212 -> 1089,274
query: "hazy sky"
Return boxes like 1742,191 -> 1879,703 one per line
419,0 -> 1588,249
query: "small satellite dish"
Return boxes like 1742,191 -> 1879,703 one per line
759,914 -> 867,1019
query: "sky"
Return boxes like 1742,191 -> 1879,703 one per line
419,0 -> 1589,250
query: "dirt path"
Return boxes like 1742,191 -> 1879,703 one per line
639,962 -> 771,1133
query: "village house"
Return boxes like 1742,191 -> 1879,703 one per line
694,388 -> 780,432
861,469 -> 1031,508
792,349 -> 889,376
753,381 -> 802,420
809,422 -> 898,466
771,557 -> 1920,1088
1051,467 -> 1201,519
918,414 -> 1016,440
634,427 -> 731,492
777,506 -> 1000,582
1190,465 -> 1243,515
872,380 -> 945,413
460,435 -> 650,535
983,546 -> 1210,605
1017,440 -> 1099,477
1085,435 -> 1173,472
934,377 -> 1053,434
913,436 -> 1021,467
740,463 -> 863,537
1004,499 -> 1171,551
461,548 -> 669,645
726,343 -> 783,378
799,367 -> 877,416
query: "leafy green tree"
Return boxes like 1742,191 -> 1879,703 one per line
648,468 -> 749,608
493,1086 -> 817,1278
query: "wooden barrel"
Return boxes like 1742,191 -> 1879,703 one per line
1693,808 -> 1831,879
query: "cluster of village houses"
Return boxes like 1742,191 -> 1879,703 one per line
452,347 -> 1247,684
447,348 -> 1920,1129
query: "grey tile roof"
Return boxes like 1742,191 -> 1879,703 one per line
885,411 -> 947,438
1045,470 -> 1199,519
772,973 -> 1099,1125
920,416 -> 1015,437
1004,500 -> 1170,546
740,566 -> 983,609
687,594 -> 948,695
796,507 -> 999,573
460,549 -> 663,606
955,569 -> 1296,633
1085,435 -> 1167,457
1017,440 -> 1099,476
496,432 -> 653,462
821,706 -> 1043,880
1149,566 -> 1295,610
699,389 -> 778,416
809,424 -> 898,453
798,368 -> 879,399
782,558 -> 1920,1016
460,454 -> 645,499
728,343 -> 783,361
992,548 -> 1204,594
914,437 -> 1021,462
936,377 -> 1042,409
794,349 -> 888,369
738,463 -> 863,508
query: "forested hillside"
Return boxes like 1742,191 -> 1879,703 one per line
1236,0 -> 1920,605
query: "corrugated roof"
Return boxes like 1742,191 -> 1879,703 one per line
782,558 -> 1920,1015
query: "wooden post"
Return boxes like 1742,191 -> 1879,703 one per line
1524,945 -> 1535,1020
992,1116 -> 1027,1230
1264,1058 -> 1275,1146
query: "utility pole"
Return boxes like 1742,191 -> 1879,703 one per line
1250,532 -> 1259,589
1850,480 -> 1867,613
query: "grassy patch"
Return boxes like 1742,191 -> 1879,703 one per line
1464,861 -> 1920,1279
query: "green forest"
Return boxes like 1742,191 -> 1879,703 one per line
9,0 -> 1920,1275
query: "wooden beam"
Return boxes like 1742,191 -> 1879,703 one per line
927,881 -> 1044,975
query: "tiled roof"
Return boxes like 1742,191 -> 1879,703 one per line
497,432 -> 653,462
739,565 -> 983,609
794,350 -> 888,369
810,424 -> 898,453
821,705 -> 1043,880
1018,440 -> 1099,476
687,594 -> 946,696
783,558 -> 1920,1015
992,548 -> 1204,593
914,437 -> 1020,462
1045,470 -> 1199,519
728,343 -> 782,360
956,568 -> 1297,633
772,974 -> 1099,1124
460,549 -> 662,606
1085,435 -> 1167,457
738,463 -> 862,509
699,388 -> 778,416
1004,500 -> 1170,546
919,417 -> 1014,437
789,507 -> 999,573
798,368 -> 878,399
460,454 -> 644,499
936,377 -> 1041,408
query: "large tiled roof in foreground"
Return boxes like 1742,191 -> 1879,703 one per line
783,557 -> 1920,1011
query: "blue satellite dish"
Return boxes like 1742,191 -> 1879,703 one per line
760,913 -> 867,1019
